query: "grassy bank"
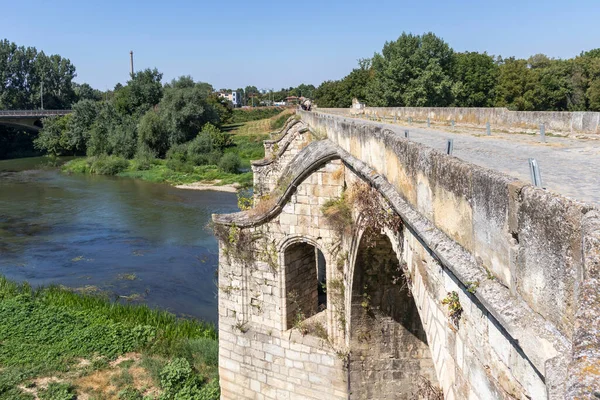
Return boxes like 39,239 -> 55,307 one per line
61,110 -> 293,189
0,276 -> 219,400
231,106 -> 287,123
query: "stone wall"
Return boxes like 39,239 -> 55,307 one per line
214,110 -> 600,399
298,110 -> 600,397
316,106 -> 600,135
216,159 -> 349,400
301,110 -> 596,339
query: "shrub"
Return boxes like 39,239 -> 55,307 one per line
89,155 -> 129,175
38,382 -> 76,400
166,159 -> 195,173
201,123 -> 232,150
321,193 -> 353,235
166,144 -> 188,163
118,386 -> 143,400
218,153 -> 241,173
160,358 -> 192,394
187,133 -> 214,155
131,145 -> 157,171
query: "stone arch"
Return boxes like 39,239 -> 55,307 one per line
348,226 -> 440,399
279,236 -> 328,331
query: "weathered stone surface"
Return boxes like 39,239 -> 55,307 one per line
319,106 -> 600,134
214,110 -> 599,400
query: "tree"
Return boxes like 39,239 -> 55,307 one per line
314,80 -> 347,108
74,83 -> 102,101
113,68 -> 163,116
0,39 -> 76,110
34,115 -> 71,156
452,52 -> 498,107
158,81 -> 221,146
65,99 -> 99,153
138,109 -> 170,157
244,85 -> 259,106
587,80 -> 600,111
495,57 -> 536,110
365,32 -> 454,107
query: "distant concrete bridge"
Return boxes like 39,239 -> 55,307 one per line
214,111 -> 600,399
0,110 -> 72,132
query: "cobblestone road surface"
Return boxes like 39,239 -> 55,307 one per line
345,116 -> 600,206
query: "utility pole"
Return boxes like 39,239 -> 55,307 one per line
40,79 -> 44,110
130,51 -> 134,77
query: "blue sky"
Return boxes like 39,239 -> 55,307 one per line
2,0 -> 599,91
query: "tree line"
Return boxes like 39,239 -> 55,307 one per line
313,32 -> 600,111
35,71 -> 235,165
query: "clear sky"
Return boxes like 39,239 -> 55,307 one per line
2,0 -> 599,92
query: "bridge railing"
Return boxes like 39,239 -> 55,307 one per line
0,110 -> 72,117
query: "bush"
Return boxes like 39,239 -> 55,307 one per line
160,358 -> 192,394
38,382 -> 76,400
218,153 -> 241,173
131,145 -> 157,171
201,123 -> 232,150
188,150 -> 222,167
89,155 -> 129,175
166,143 -> 188,163
158,357 -> 219,400
166,159 -> 195,173
187,133 -> 214,155
118,386 -> 143,400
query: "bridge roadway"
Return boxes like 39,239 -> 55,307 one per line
342,114 -> 600,206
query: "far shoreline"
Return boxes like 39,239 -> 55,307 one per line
174,181 -> 240,192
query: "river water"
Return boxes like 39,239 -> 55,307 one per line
0,157 -> 239,323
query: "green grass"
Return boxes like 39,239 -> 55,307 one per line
0,276 -> 218,399
231,107 -> 286,123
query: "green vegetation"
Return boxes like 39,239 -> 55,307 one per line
314,32 -> 600,111
231,107 -> 285,123
60,112 -> 284,188
0,275 -> 218,399
442,291 -> 463,327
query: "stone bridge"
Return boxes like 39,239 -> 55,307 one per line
213,110 -> 600,399
0,110 -> 71,132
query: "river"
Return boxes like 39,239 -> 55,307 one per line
0,157 -> 239,323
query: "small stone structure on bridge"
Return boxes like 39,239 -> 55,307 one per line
213,111 -> 600,399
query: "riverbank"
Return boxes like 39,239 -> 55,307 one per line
60,111 -> 292,191
0,275 -> 219,400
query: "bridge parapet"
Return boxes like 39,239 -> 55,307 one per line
0,109 -> 71,117
301,110 -> 600,398
316,106 -> 600,135
213,109 -> 600,399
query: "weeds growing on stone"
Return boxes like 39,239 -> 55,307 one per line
442,291 -> 463,327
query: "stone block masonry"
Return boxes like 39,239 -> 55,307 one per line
213,110 -> 600,399
318,106 -> 600,135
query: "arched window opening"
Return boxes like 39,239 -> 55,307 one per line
317,248 -> 327,310
284,242 -> 327,331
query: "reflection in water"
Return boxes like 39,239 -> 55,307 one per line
0,157 -> 239,323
